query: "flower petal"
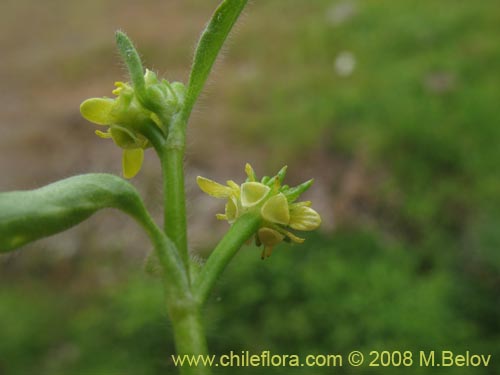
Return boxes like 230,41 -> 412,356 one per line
95,130 -> 112,139
196,176 -> 233,198
260,193 -> 290,225
275,227 -> 305,243
289,205 -> 321,231
122,148 -> 144,179
240,182 -> 270,208
258,227 -> 284,247
226,180 -> 240,196
245,163 -> 256,182
291,201 -> 312,207
225,197 -> 239,223
80,98 -> 115,125
258,227 -> 284,259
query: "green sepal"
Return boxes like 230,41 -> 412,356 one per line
0,174 -> 150,252
115,31 -> 149,108
276,165 -> 288,184
261,176 -> 271,185
282,179 -> 314,203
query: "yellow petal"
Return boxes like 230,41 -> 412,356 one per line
225,197 -> 239,223
196,176 -> 233,198
258,227 -> 284,259
80,98 -> 115,125
226,180 -> 240,197
122,148 -> 144,179
258,227 -> 284,247
261,247 -> 272,259
245,163 -> 256,182
289,206 -> 321,231
95,130 -> 112,139
240,182 -> 270,208
291,201 -> 312,207
260,193 -> 290,225
275,227 -> 305,244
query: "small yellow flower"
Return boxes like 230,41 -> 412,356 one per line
197,163 -> 321,258
80,70 -> 185,178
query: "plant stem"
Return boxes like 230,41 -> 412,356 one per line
162,114 -> 190,274
139,214 -> 190,299
194,213 -> 262,305
140,119 -> 190,275
170,302 -> 210,375
141,119 -> 208,374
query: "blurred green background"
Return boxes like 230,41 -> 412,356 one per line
1,0 -> 499,374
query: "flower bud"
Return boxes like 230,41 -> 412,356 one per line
80,71 -> 185,178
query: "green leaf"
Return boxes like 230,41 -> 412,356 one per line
0,174 -> 150,252
184,0 -> 248,117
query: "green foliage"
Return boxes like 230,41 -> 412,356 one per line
0,276 -> 173,375
184,0 -> 248,117
0,174 -> 151,253
205,232 -> 499,374
2,232 -> 497,374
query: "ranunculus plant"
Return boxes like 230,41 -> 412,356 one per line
0,1 -> 320,374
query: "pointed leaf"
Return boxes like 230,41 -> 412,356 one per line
184,0 -> 248,116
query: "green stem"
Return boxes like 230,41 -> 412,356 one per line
140,119 -> 190,275
194,213 -> 262,305
162,114 -> 190,274
134,203 -> 190,301
170,303 -> 210,375
140,120 -> 208,375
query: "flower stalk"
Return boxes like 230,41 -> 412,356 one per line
194,213 -> 262,305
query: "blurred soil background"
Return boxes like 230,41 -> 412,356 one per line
0,0 -> 499,374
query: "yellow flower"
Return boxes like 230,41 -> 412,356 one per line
197,163 -> 321,258
80,70 -> 185,178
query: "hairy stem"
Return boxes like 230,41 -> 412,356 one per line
133,200 -> 190,301
140,120 -> 207,374
163,114 -> 190,275
194,213 -> 262,305
170,303 -> 210,375
140,119 -> 190,276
